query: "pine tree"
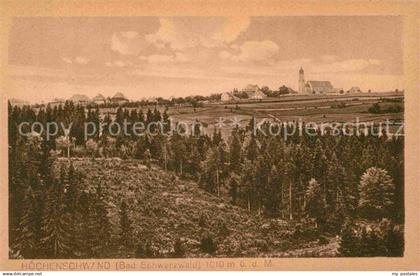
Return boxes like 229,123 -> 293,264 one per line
383,223 -> 404,256
171,132 -> 187,176
305,178 -> 326,229
240,159 -> 257,211
93,184 -> 112,255
201,146 -> 223,195
229,132 -> 242,172
246,134 -> 258,162
14,186 -> 39,258
359,167 -> 395,219
228,173 -> 239,204
173,238 -> 186,257
119,200 -> 133,248
41,178 -> 73,258
338,221 -> 360,256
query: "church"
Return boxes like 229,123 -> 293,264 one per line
298,67 -> 334,94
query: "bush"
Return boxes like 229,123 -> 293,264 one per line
200,232 -> 217,254
218,221 -> 230,237
292,222 -> 319,241
318,235 -> 329,245
368,103 -> 381,114
198,213 -> 207,228
338,220 -> 404,257
173,238 -> 186,258
135,242 -> 156,258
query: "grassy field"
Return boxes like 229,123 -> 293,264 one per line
167,93 -> 404,138
94,92 -> 403,138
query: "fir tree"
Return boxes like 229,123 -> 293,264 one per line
14,187 -> 39,258
338,221 -> 360,257
359,167 -> 395,219
229,132 -> 242,172
41,178 -> 73,258
119,200 -> 133,248
305,178 -> 326,229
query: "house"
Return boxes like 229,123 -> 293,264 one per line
298,67 -> 335,94
251,89 -> 267,99
111,92 -> 129,105
50,98 -> 66,107
92,94 -> 106,105
69,94 -> 90,106
221,92 -> 240,102
147,97 -> 158,104
304,81 -> 334,94
9,98 -> 30,107
348,87 -> 362,93
242,84 -> 267,99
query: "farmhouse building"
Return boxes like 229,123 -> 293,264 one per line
50,98 -> 65,107
242,84 -> 267,99
348,87 -> 362,93
221,92 -> 240,102
69,94 -> 90,106
111,92 -> 129,105
92,94 -> 106,105
298,67 -> 335,94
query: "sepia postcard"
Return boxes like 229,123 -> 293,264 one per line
0,0 -> 419,272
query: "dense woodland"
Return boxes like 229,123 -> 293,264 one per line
8,101 -> 404,258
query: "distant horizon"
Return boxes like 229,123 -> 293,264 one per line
6,16 -> 404,103
8,88 -> 405,105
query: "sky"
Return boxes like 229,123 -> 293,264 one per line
7,16 -> 404,103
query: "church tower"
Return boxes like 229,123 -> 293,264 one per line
299,67 -> 305,93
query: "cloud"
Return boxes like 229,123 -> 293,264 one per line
62,57 -> 72,64
145,18 -> 206,50
61,56 -> 89,65
105,60 -> 132,67
220,40 -> 279,63
145,17 -> 249,50
313,59 -> 382,73
212,17 -> 250,43
320,55 -> 338,63
75,56 -> 89,65
111,31 -> 149,55
139,52 -> 191,64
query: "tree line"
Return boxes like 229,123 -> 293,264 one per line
8,101 -> 404,257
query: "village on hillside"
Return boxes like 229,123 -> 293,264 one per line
9,68 -> 402,108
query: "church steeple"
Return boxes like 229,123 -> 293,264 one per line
299,67 -> 305,93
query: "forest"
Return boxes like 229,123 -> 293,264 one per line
8,101 -> 404,258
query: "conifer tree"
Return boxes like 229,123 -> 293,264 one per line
229,132 -> 242,172
14,186 -> 39,258
41,178 -> 73,258
305,178 -> 326,229
94,184 -> 112,252
119,200 -> 133,248
359,167 -> 395,219
338,221 -> 360,256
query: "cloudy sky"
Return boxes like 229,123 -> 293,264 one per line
7,16 -> 403,102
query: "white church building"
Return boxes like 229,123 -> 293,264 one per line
298,67 -> 335,94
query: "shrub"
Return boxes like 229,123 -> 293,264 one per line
318,235 -> 329,245
198,213 -> 207,228
173,238 -> 186,258
135,242 -> 157,258
218,221 -> 230,237
200,232 -> 217,254
368,103 -> 381,114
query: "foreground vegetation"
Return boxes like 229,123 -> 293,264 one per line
8,101 -> 404,258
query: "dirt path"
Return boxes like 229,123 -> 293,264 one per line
269,237 -> 339,257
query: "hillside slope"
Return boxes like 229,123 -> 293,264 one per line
58,158 -> 335,257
